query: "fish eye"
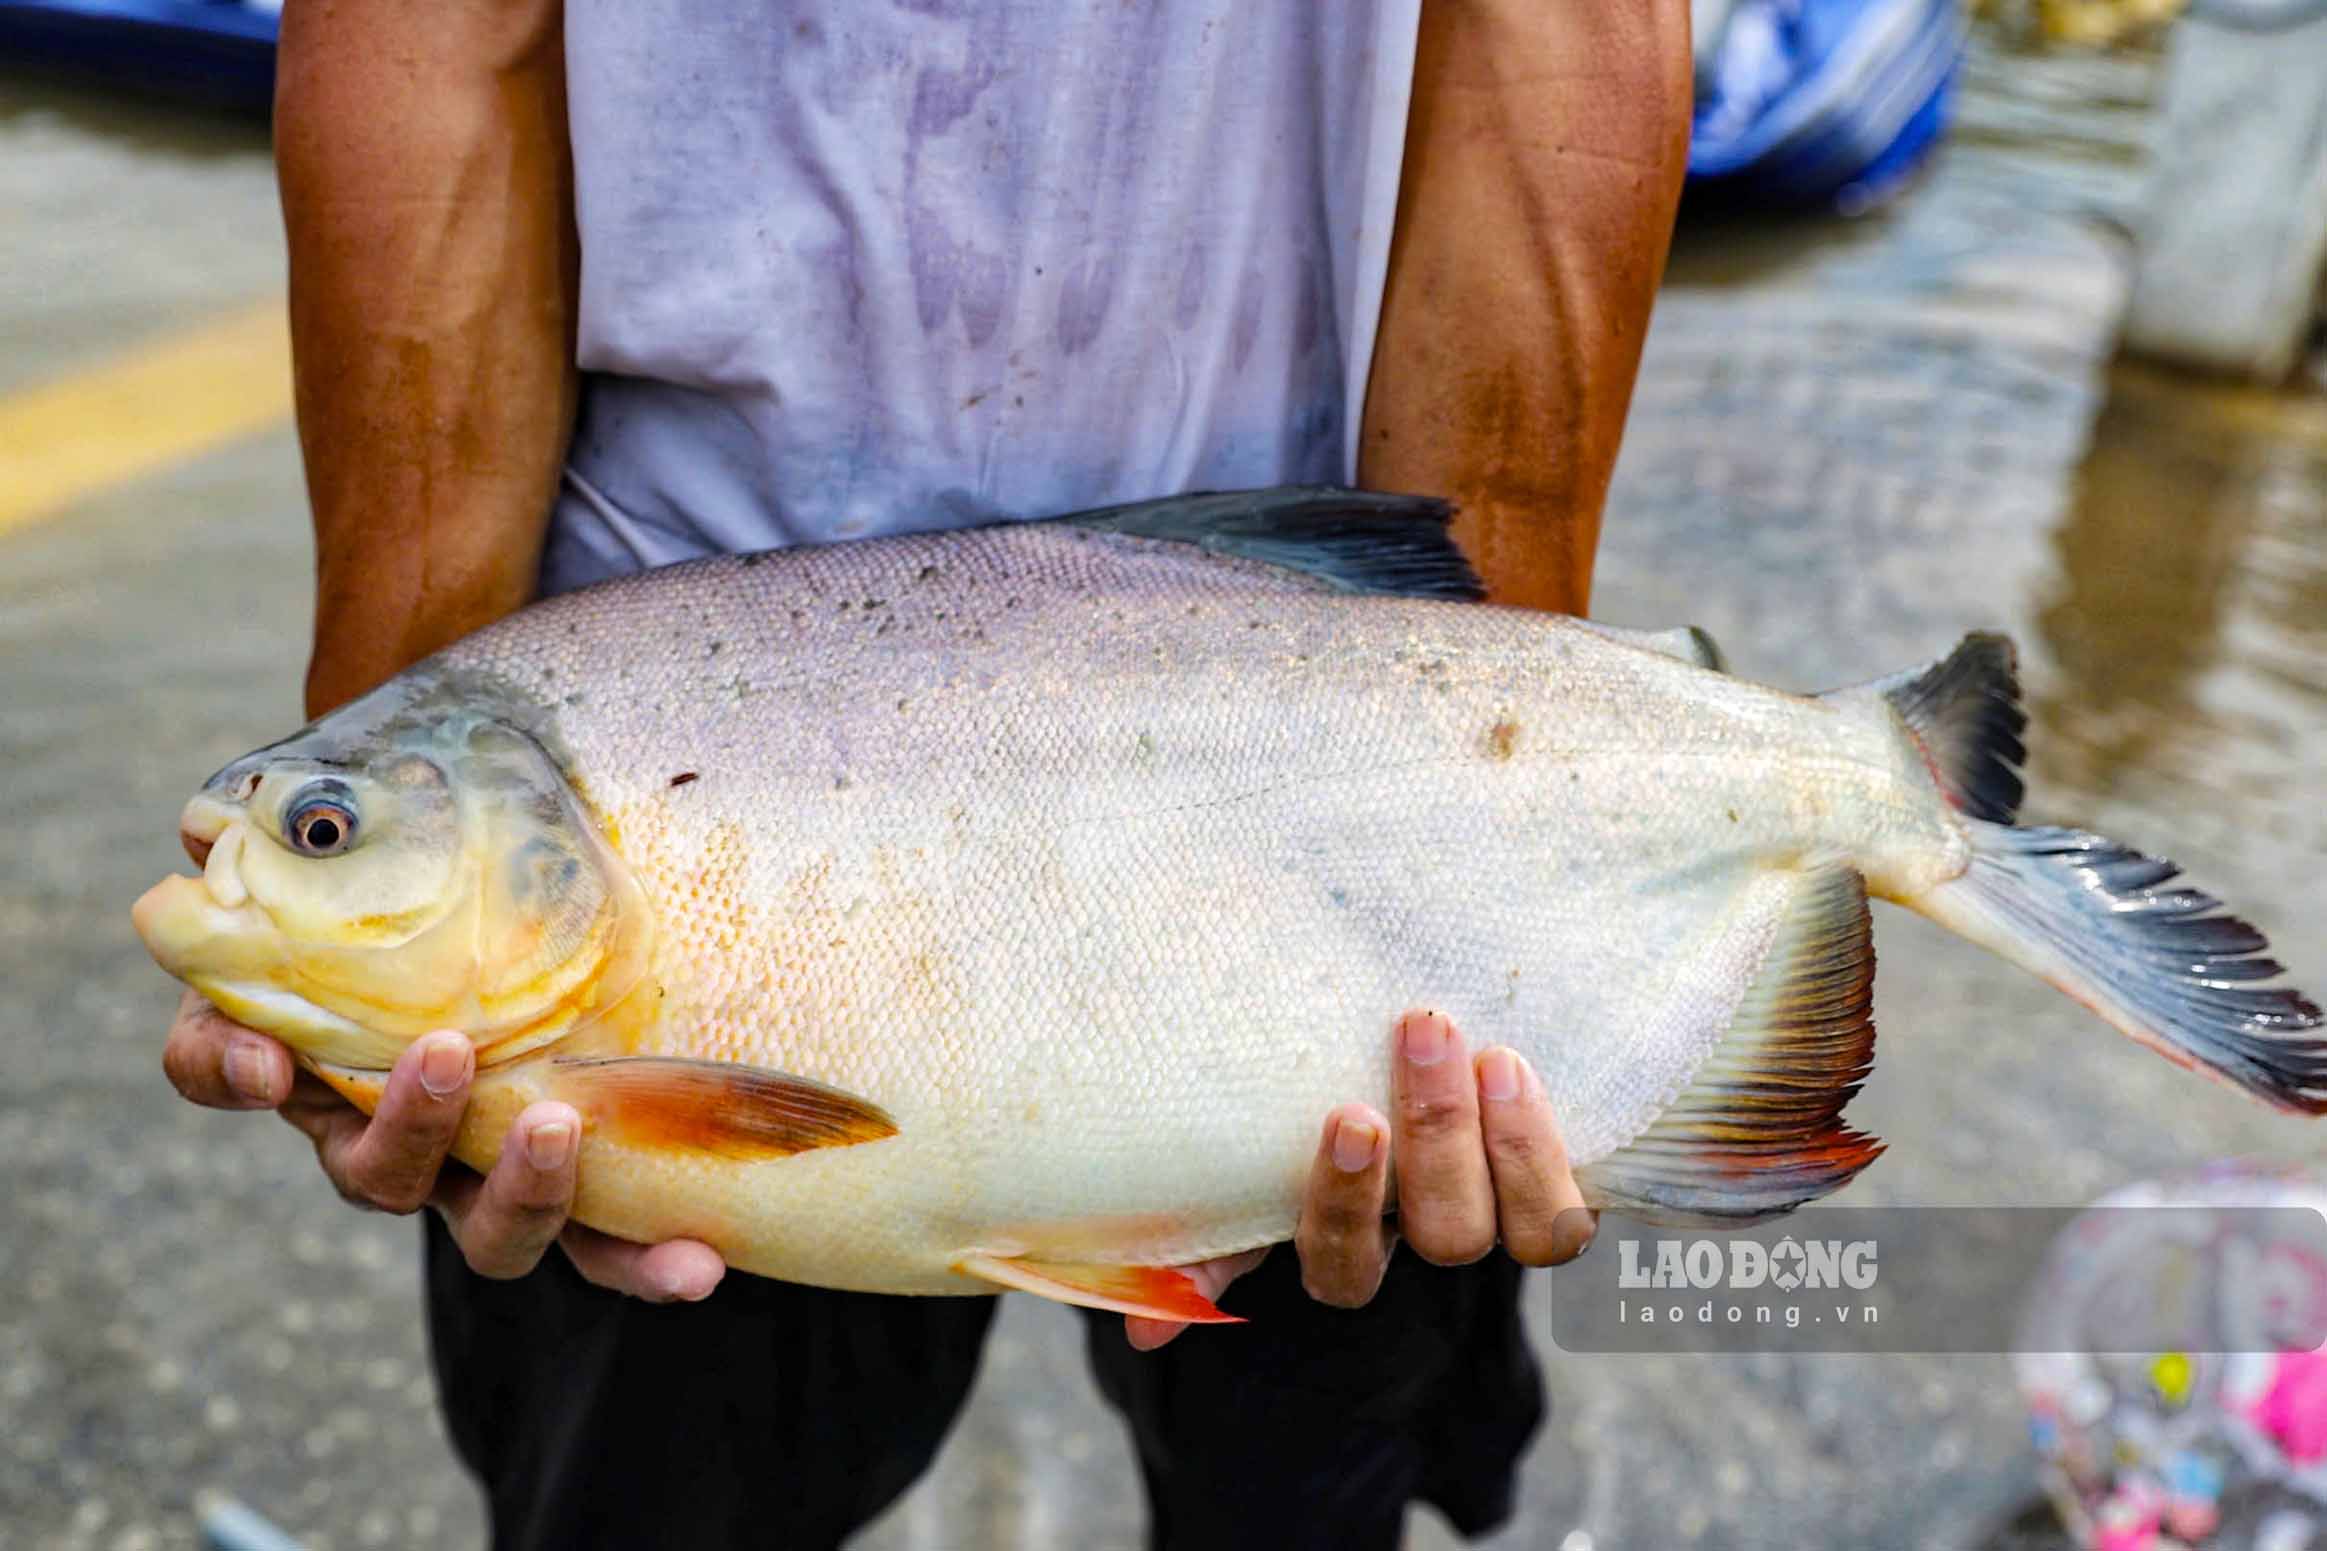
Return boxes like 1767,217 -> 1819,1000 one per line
285,784 -> 359,858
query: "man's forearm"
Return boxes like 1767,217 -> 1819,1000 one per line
1359,0 -> 1691,614
277,0 -> 579,718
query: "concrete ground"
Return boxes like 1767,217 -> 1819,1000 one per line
2,36 -> 2321,1551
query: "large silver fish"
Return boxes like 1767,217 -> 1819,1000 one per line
131,489 -> 2323,1323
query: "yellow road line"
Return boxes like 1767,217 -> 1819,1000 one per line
0,298 -> 293,536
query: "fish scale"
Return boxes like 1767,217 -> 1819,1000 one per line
133,488 -> 2324,1322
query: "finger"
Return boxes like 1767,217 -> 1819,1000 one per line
277,1069 -> 372,1184
558,1225 -> 726,1303
1288,1102 -> 1395,1308
160,990 -> 294,1110
438,1102 -> 581,1279
279,1031 -> 472,1214
1390,1010 -> 1496,1265
1476,1047 -> 1596,1266
1125,1248 -> 1269,1351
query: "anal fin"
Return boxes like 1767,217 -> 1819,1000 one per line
1578,866 -> 1886,1225
954,1254 -> 1245,1324
552,1056 -> 897,1161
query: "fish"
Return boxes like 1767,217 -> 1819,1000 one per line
131,487 -> 2325,1324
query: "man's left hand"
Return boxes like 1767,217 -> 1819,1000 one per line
1125,1009 -> 1598,1350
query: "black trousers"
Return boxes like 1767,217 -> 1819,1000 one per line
425,1214 -> 1544,1551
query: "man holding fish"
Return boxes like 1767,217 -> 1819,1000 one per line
160,1 -> 1695,1546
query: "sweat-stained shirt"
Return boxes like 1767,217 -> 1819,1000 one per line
543,0 -> 1422,592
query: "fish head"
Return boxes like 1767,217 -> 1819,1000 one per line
132,676 -> 650,1069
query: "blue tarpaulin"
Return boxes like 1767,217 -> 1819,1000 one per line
0,0 -> 276,112
4,0 -> 1962,213
1689,0 -> 1967,212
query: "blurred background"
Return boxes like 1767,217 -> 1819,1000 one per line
1,1 -> 2322,1547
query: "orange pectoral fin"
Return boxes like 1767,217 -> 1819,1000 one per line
953,1254 -> 1245,1324
551,1056 -> 897,1161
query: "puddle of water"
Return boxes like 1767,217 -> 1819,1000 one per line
2032,361 -> 2327,867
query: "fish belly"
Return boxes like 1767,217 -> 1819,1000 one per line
448,524 -> 1953,1292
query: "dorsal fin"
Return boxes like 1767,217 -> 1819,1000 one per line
1578,866 -> 1885,1225
1062,486 -> 1485,600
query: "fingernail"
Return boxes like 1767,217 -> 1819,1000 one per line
651,1263 -> 712,1303
1332,1117 -> 1381,1174
1556,1210 -> 1600,1261
1479,1047 -> 1524,1103
418,1034 -> 472,1098
526,1118 -> 575,1171
1401,1011 -> 1451,1067
225,1036 -> 273,1101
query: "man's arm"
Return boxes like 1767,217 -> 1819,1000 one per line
1359,0 -> 1692,613
161,0 -> 722,1303
280,0 -> 579,715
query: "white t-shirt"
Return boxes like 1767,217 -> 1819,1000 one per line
545,0 -> 1420,591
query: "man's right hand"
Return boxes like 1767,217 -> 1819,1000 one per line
161,990 -> 725,1302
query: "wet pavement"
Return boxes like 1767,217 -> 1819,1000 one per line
2,35 -> 2321,1551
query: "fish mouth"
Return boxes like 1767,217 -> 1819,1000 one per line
179,793 -> 238,868
199,821 -> 252,909
131,872 -> 262,981
129,874 -> 412,1069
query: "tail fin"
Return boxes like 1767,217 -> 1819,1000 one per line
1866,632 -> 2324,1113
1872,631 -> 2027,824
1923,823 -> 2326,1114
